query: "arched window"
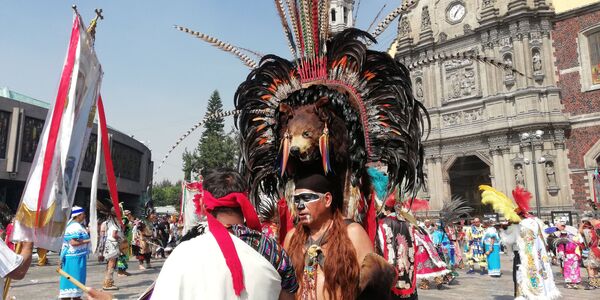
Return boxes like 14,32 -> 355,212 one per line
331,9 -> 336,22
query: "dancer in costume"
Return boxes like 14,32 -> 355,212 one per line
284,174 -> 394,300
375,195 -> 418,299
432,221 -> 457,282
580,214 -> 600,289
152,169 -> 298,300
555,230 -> 583,289
481,185 -> 560,299
116,210 -> 132,277
102,208 -> 123,291
415,227 -> 449,290
59,206 -> 91,299
483,224 -> 501,277
465,217 -> 487,275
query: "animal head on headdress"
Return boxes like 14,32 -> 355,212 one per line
235,29 -> 429,210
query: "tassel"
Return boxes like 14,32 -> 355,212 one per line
319,124 -> 331,174
280,131 -> 291,176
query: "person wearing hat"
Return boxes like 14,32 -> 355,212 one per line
283,173 -> 393,300
59,206 -> 91,299
152,169 -> 298,299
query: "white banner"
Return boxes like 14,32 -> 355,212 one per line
12,14 -> 103,251
182,181 -> 202,235
89,129 -> 102,253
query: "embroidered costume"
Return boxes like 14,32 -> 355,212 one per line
555,232 -> 582,286
414,228 -> 449,282
480,185 -> 560,299
466,224 -> 487,272
376,215 -> 417,299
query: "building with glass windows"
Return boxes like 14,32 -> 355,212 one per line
0,87 -> 153,215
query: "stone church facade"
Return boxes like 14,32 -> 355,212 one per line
392,0 -> 575,216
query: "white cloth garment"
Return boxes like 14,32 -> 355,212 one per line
0,239 -> 22,278
152,231 -> 281,300
515,217 -> 560,300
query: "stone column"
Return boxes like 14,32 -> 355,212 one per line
553,129 -> 571,206
510,22 -> 527,88
502,147 -> 516,193
532,141 -> 546,210
490,148 -> 505,191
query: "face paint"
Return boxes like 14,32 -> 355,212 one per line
293,192 -> 324,209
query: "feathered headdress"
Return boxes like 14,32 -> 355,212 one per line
439,196 -> 473,225
479,185 -> 521,223
512,186 -> 532,217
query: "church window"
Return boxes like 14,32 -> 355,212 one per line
588,31 -> 600,85
331,9 -> 336,23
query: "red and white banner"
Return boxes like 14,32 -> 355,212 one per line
12,13 -> 103,251
181,180 -> 202,235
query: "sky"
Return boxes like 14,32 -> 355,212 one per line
0,0 -> 401,183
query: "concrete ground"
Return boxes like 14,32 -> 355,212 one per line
6,252 -> 164,300
5,251 -> 599,299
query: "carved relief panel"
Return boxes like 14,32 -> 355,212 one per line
441,108 -> 485,127
442,56 -> 481,102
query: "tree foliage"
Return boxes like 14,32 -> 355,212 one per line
152,180 -> 182,207
182,90 -> 239,179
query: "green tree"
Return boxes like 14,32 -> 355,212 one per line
152,179 -> 182,207
182,90 -> 239,179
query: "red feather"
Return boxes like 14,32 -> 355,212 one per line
384,193 -> 396,208
403,198 -> 429,211
512,186 -> 531,214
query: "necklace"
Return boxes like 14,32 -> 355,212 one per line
301,220 -> 333,300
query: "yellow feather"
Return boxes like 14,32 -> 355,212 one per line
479,185 -> 521,223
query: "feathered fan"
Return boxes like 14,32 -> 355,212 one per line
479,185 -> 521,223
439,195 -> 473,225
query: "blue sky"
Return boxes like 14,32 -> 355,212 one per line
0,0 -> 400,182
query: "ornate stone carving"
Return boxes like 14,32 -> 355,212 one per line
488,135 -> 508,148
442,108 -> 485,127
464,24 -> 473,35
500,36 -> 512,51
554,129 -> 565,142
483,0 -> 496,8
415,78 -> 424,99
421,6 -> 431,31
444,58 -> 479,100
532,48 -> 544,81
503,53 -> 516,86
514,163 -> 526,187
439,32 -> 448,43
529,31 -> 543,46
399,15 -> 411,38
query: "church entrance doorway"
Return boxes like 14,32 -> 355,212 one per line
448,155 -> 493,217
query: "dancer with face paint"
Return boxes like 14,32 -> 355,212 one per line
284,174 -> 394,300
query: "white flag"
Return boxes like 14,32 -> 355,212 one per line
12,14 -> 103,251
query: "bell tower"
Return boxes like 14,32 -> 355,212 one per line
329,0 -> 354,34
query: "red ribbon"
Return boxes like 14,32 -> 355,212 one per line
36,16 -> 80,227
97,96 -> 123,227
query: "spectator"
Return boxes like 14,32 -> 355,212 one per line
59,206 -> 91,299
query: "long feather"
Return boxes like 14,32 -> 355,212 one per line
479,185 -> 521,223
153,109 -> 266,178
439,196 -> 473,225
366,4 -> 387,33
174,25 -> 258,69
273,0 -> 298,60
408,50 -> 527,77
512,186 -> 532,214
367,0 -> 417,44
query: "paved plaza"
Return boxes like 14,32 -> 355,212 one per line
5,252 -> 599,299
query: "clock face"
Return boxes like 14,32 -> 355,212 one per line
447,2 -> 466,24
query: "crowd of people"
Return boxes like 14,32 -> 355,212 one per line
0,203 -> 185,299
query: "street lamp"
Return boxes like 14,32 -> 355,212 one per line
520,130 -> 544,217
